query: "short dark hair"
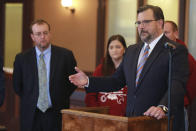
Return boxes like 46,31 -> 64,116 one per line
137,5 -> 164,27
30,19 -> 50,33
165,20 -> 178,32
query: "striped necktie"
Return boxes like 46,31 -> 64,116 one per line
37,53 -> 49,112
136,45 -> 150,87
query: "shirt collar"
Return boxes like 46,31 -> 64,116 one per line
35,44 -> 51,57
144,33 -> 164,50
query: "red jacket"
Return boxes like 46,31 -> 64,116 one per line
176,39 -> 196,106
85,64 -> 127,116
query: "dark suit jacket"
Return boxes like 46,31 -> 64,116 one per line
86,35 -> 189,131
13,45 -> 77,131
0,57 -> 5,106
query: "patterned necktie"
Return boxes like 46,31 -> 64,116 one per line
136,45 -> 150,87
37,53 -> 49,112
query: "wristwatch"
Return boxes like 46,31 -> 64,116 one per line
158,105 -> 168,113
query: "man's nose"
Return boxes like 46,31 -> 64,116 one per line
138,23 -> 145,28
40,33 -> 46,38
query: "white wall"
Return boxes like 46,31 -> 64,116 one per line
106,0 -> 137,46
188,0 -> 196,59
34,0 -> 98,71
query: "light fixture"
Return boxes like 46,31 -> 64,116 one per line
61,0 -> 75,14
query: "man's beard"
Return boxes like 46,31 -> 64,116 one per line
139,30 -> 153,43
38,42 -> 50,50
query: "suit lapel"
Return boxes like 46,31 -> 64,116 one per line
125,42 -> 144,89
49,45 -> 57,89
31,48 -> 37,69
136,35 -> 167,89
132,42 -> 144,88
30,48 -> 39,91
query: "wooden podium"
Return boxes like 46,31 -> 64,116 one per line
61,107 -> 172,131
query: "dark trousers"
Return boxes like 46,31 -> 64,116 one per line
32,108 -> 61,131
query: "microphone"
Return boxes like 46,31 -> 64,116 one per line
164,42 -> 176,50
165,42 -> 174,131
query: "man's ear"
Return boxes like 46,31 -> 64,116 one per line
174,31 -> 179,39
158,19 -> 164,29
30,34 -> 34,41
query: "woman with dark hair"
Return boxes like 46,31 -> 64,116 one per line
85,34 -> 127,116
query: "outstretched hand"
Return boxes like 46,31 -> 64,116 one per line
69,67 -> 88,88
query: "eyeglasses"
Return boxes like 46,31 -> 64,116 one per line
135,20 -> 158,27
33,31 -> 49,37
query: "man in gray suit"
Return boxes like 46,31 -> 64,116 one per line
13,19 -> 77,131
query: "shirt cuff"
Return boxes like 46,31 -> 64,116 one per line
158,105 -> 168,113
84,77 -> 89,87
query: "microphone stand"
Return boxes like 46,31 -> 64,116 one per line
167,48 -> 173,131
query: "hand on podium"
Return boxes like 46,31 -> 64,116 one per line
69,67 -> 88,88
143,106 -> 166,120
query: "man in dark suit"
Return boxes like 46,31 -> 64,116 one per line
13,19 -> 77,131
69,5 -> 189,131
0,56 -> 5,106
